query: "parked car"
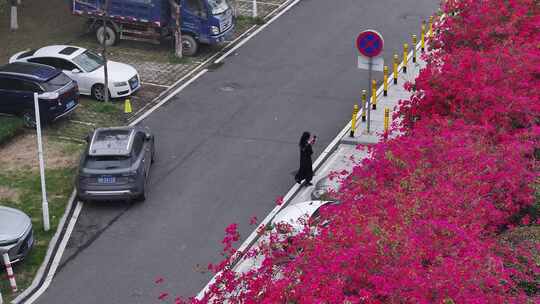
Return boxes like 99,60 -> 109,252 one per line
236,200 -> 338,275
310,175 -> 341,201
9,45 -> 140,101
76,126 -> 155,202
0,62 -> 79,127
271,200 -> 338,235
0,206 -> 34,263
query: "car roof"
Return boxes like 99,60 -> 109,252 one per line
272,200 -> 331,227
89,127 -> 137,156
0,206 -> 31,243
0,62 -> 60,82
33,45 -> 86,60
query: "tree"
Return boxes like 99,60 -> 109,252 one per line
169,0 -> 182,58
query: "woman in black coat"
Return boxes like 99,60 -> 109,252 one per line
295,131 -> 315,186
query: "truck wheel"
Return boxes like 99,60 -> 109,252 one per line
96,24 -> 117,47
181,35 -> 198,56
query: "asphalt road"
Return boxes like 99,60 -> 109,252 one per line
37,1 -> 439,303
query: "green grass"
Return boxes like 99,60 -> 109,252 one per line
0,116 -> 25,146
236,15 -> 266,27
0,167 -> 76,302
88,101 -> 123,114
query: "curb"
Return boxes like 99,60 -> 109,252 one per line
11,191 -> 78,304
197,36 -> 427,300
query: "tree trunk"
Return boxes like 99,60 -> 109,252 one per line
10,1 -> 18,31
170,0 -> 182,58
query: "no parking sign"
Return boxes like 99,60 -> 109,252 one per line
356,30 -> 384,58
356,29 -> 384,71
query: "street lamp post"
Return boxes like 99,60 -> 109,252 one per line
101,0 -> 110,103
33,92 -> 57,232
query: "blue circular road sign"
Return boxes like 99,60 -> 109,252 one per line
356,30 -> 384,58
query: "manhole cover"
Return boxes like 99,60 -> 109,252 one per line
220,82 -> 242,92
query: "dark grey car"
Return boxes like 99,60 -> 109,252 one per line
76,126 -> 155,202
0,206 -> 34,263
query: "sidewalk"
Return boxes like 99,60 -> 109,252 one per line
286,53 -> 426,210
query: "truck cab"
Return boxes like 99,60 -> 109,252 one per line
179,0 -> 234,55
71,0 -> 235,56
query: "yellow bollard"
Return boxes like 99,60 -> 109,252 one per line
403,43 -> 409,73
421,20 -> 426,52
361,90 -> 367,122
428,16 -> 434,37
124,98 -> 132,114
349,104 -> 359,137
384,107 -> 390,134
383,65 -> 388,96
393,53 -> 398,84
412,34 -> 417,63
371,79 -> 377,110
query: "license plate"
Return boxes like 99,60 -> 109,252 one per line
66,100 -> 75,109
98,176 -> 116,184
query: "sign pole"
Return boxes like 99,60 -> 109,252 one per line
367,57 -> 372,134
355,29 -> 384,135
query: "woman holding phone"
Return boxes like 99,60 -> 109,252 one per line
295,131 -> 316,186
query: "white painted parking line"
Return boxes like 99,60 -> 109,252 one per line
237,0 -> 281,6
140,82 -> 170,89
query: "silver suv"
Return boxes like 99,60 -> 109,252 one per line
76,126 -> 155,202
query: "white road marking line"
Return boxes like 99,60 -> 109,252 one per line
130,69 -> 209,127
129,25 -> 258,119
15,196 -> 83,304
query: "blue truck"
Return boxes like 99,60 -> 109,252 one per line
71,0 -> 235,56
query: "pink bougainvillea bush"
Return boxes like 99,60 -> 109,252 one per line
170,0 -> 540,303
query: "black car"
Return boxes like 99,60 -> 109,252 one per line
0,62 -> 79,126
76,126 -> 155,202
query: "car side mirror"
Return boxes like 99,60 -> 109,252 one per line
144,132 -> 152,141
85,133 -> 91,143
72,68 -> 81,73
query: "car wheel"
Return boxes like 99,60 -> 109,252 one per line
22,111 -> 36,128
96,24 -> 117,47
137,185 -> 146,202
91,84 -> 106,101
181,35 -> 198,57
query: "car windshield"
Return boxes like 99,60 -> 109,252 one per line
72,50 -> 103,72
208,0 -> 229,15
84,155 -> 131,170
41,72 -> 71,92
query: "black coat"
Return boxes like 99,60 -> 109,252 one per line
295,143 -> 313,182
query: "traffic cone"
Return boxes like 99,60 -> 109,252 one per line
124,98 -> 132,114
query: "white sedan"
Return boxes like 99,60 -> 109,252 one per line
9,45 -> 140,101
